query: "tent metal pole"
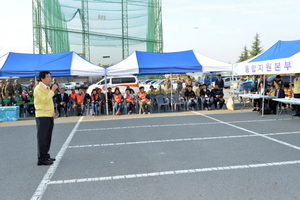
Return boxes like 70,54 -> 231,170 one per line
231,65 -> 234,99
171,73 -> 173,112
105,74 -> 109,115
262,74 -> 265,118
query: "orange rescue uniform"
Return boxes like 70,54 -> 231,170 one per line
113,94 -> 123,103
75,93 -> 85,104
125,94 -> 135,102
137,92 -> 149,102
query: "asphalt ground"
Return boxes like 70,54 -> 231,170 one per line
1,107 -> 300,200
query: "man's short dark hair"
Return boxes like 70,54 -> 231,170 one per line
39,71 -> 51,80
139,86 -> 144,89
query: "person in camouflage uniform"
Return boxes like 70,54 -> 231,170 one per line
27,79 -> 35,93
13,79 -> 22,94
4,79 -> 14,96
0,80 -> 5,98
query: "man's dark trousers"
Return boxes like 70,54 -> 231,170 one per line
36,117 -> 54,161
294,93 -> 300,115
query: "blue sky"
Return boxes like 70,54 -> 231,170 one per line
1,0 -> 300,64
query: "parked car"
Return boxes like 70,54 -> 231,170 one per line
87,76 -> 139,94
222,76 -> 240,89
64,83 -> 75,90
59,83 -> 68,90
74,82 -> 81,90
80,82 -> 92,89
199,74 -> 219,87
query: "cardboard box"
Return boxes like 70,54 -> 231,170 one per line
0,106 -> 20,121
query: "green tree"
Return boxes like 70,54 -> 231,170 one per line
237,45 -> 250,62
250,33 -> 263,58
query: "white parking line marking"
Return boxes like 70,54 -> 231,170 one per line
48,160 -> 300,185
30,117 -> 83,200
67,131 -> 300,149
192,111 -> 300,151
77,118 -> 292,132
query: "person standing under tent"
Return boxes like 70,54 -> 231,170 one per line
27,79 -> 35,93
4,79 -> 14,96
176,75 -> 183,93
214,74 -> 224,91
0,80 -> 5,98
34,71 -> 58,166
164,78 -> 171,91
273,75 -> 283,86
186,76 -> 193,86
13,79 -> 22,94
293,73 -> 300,117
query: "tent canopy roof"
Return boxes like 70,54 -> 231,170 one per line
251,40 -> 300,62
0,51 -> 105,78
234,39 -> 300,75
106,50 -> 232,76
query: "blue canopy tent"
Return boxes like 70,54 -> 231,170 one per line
234,39 -> 300,117
234,40 -> 300,75
105,50 -> 232,114
0,51 -> 105,78
106,50 -> 232,75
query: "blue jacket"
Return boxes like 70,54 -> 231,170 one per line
211,89 -> 224,98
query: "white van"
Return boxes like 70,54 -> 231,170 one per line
87,76 -> 139,94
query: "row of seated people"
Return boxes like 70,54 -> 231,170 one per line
107,84 -> 226,115
0,84 -> 226,118
70,84 -> 226,116
251,82 -> 286,114
0,90 -> 35,116
184,84 -> 225,110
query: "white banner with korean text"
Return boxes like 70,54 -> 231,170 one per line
234,52 -> 300,75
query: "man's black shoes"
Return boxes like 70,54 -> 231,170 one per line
293,114 -> 299,116
49,158 -> 56,161
37,160 -> 53,166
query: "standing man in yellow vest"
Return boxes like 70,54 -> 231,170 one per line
34,71 -> 58,166
293,73 -> 300,117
